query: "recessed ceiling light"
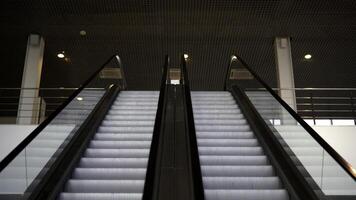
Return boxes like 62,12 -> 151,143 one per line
184,54 -> 189,59
57,53 -> 65,58
304,54 -> 312,60
76,97 -> 83,101
80,30 -> 87,36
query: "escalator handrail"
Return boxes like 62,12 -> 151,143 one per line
230,55 -> 356,181
0,54 -> 123,173
142,55 -> 170,200
180,55 -> 205,199
223,56 -> 234,91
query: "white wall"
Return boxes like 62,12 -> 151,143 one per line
0,125 -> 37,160
312,126 -> 356,167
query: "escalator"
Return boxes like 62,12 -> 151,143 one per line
59,91 -> 159,200
0,55 -> 168,200
191,91 -> 289,200
180,55 -> 356,200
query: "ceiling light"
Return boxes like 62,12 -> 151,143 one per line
304,54 -> 312,60
76,97 -> 83,101
80,30 -> 87,36
57,53 -> 65,58
184,54 -> 189,59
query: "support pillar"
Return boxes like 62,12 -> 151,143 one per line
274,37 -> 297,111
17,34 -> 45,124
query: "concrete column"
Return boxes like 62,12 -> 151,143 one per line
17,34 -> 45,124
274,37 -> 297,111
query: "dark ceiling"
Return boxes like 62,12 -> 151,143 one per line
1,0 -> 356,90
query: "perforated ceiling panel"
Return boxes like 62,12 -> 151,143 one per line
0,0 -> 355,90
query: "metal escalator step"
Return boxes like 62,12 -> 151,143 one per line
199,147 -> 264,156
79,158 -> 148,168
197,131 -> 255,139
84,148 -> 150,158
201,165 -> 275,177
203,177 -> 282,189
192,100 -> 236,105
114,97 -> 157,102
94,134 -> 152,141
65,180 -> 144,193
89,141 -> 151,149
193,113 -> 244,119
198,139 -> 258,147
200,155 -> 269,165
98,126 -> 153,133
193,104 -> 238,109
204,189 -> 289,200
195,125 -> 250,132
193,109 -> 241,114
102,120 -> 154,127
118,94 -> 158,98
192,97 -> 234,101
72,168 -> 146,180
114,101 -> 158,106
195,119 -> 247,125
108,110 -> 157,115
111,104 -> 158,109
105,115 -> 155,121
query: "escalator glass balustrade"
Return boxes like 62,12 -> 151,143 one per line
245,90 -> 356,196
0,89 -> 105,195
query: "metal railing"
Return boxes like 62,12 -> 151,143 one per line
245,88 -> 356,125
0,88 -> 99,124
0,88 -> 73,124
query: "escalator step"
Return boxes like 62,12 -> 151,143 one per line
89,141 -> 151,149
79,158 -> 148,168
200,155 -> 269,165
72,168 -> 146,180
201,165 -> 275,177
84,148 -> 150,158
65,180 -> 144,192
198,147 -> 264,156
204,189 -> 289,200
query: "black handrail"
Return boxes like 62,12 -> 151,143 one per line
231,55 -> 356,181
180,55 -> 205,199
115,55 -> 128,89
223,55 -> 235,91
0,54 -> 123,172
142,55 -> 169,200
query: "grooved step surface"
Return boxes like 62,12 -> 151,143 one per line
59,91 -> 159,199
192,91 -> 289,200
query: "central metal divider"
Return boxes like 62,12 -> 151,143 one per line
152,84 -> 195,200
